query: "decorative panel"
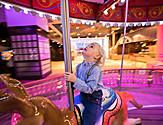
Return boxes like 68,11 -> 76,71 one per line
9,25 -> 51,79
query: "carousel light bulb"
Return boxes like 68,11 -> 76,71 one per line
121,0 -> 126,3
104,9 -> 109,15
90,21 -> 94,25
23,8 -> 29,14
39,12 -> 44,17
111,4 -> 115,10
4,4 -> 11,10
151,22 -> 155,26
160,21 -> 163,25
91,26 -> 95,28
86,21 -> 90,25
142,22 -> 146,26
72,18 -> 77,23
81,20 -> 86,24
1,40 -> 6,42
51,15 -> 57,20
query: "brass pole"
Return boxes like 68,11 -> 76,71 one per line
119,0 -> 129,91
61,0 -> 74,111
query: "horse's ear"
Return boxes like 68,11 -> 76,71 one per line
61,108 -> 69,113
61,108 -> 74,116
61,108 -> 66,112
6,74 -> 11,77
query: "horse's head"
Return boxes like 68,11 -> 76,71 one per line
0,74 -> 29,99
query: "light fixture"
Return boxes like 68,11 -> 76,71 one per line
81,20 -> 86,24
51,15 -> 57,20
104,8 -> 109,15
160,21 -> 163,25
37,29 -> 42,31
111,4 -> 115,10
38,12 -> 44,17
23,8 -> 29,14
4,4 -> 11,10
106,25 -> 110,28
72,18 -> 77,23
88,33 -> 91,35
91,26 -> 95,28
77,33 -> 80,36
1,40 -> 6,42
76,27 -> 80,29
120,0 -> 126,3
98,33 -> 102,35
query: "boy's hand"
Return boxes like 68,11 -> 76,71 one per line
65,72 -> 76,83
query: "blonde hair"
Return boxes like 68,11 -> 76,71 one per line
87,42 -> 106,66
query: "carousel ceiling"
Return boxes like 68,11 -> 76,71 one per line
48,18 -> 121,41
1,0 -> 163,22
0,0 -> 162,43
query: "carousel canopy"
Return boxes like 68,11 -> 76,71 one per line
1,0 -> 163,22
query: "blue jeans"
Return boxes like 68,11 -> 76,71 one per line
80,91 -> 102,125
82,99 -> 101,125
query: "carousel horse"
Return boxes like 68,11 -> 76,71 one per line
0,74 -> 142,125
0,74 -> 77,125
74,88 -> 143,125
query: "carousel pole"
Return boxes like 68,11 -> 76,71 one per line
61,0 -> 74,111
118,0 -> 129,91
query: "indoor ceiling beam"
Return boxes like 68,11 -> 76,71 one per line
48,23 -> 62,37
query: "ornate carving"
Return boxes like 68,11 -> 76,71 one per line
149,6 -> 163,19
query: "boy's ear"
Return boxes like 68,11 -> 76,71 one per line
95,55 -> 101,59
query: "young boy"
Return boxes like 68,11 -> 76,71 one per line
65,42 -> 106,125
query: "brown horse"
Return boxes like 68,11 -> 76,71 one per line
0,74 -> 77,125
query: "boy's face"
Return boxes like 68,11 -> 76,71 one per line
82,44 -> 100,59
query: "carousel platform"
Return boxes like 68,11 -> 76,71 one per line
0,84 -> 163,125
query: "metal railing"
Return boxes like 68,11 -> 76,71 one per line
102,68 -> 163,87
1,68 -> 163,99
